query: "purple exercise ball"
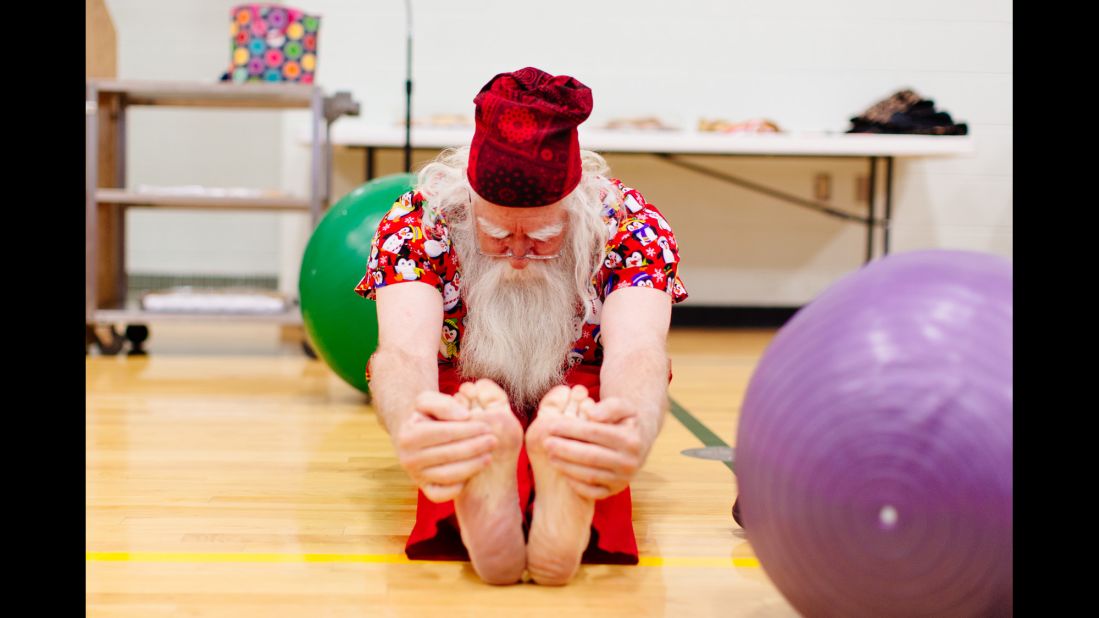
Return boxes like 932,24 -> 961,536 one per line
736,250 -> 1012,617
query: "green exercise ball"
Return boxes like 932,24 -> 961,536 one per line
299,173 -> 416,394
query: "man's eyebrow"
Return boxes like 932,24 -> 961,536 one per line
477,217 -> 511,239
528,221 -> 565,241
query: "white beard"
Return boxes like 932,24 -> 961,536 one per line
450,222 -> 582,414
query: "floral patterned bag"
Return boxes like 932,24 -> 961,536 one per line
223,4 -> 320,84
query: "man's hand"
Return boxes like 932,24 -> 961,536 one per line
394,391 -> 497,503
538,397 -> 651,500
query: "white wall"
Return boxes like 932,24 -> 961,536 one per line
111,0 -> 1012,305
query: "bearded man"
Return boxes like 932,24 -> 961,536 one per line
355,67 -> 688,585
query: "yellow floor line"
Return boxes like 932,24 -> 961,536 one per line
87,551 -> 760,568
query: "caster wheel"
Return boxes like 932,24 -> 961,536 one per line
91,325 -> 125,355
125,324 -> 149,356
302,340 -> 318,359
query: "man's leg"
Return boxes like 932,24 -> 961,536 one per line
524,385 -> 598,585
452,379 -> 526,584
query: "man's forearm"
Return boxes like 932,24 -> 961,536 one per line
598,338 -> 670,451
368,346 -> 440,436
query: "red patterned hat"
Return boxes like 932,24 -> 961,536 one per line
467,67 -> 593,207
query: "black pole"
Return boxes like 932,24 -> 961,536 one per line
884,157 -> 894,255
404,0 -> 413,173
866,156 -> 878,264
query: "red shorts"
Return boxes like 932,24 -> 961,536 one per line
403,363 -> 640,565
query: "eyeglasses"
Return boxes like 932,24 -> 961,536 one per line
476,247 -> 560,261
468,192 -> 562,260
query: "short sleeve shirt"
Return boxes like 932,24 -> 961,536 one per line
354,177 -> 688,368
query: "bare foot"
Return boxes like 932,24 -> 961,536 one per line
453,379 -> 526,584
525,384 -> 597,585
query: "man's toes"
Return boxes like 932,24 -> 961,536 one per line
538,385 -> 571,415
474,378 -> 509,409
562,385 -> 588,417
578,398 -> 595,420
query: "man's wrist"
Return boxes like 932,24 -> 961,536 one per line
617,399 -> 662,451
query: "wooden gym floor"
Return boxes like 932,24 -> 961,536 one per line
86,324 -> 799,617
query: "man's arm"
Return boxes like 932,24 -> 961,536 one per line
370,281 -> 446,435
538,286 -> 672,499
597,286 -> 673,451
371,282 -> 496,502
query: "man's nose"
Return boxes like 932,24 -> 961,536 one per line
507,236 -> 532,258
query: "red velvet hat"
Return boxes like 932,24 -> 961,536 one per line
467,67 -> 593,207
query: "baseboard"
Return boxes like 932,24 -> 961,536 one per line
670,305 -> 801,328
